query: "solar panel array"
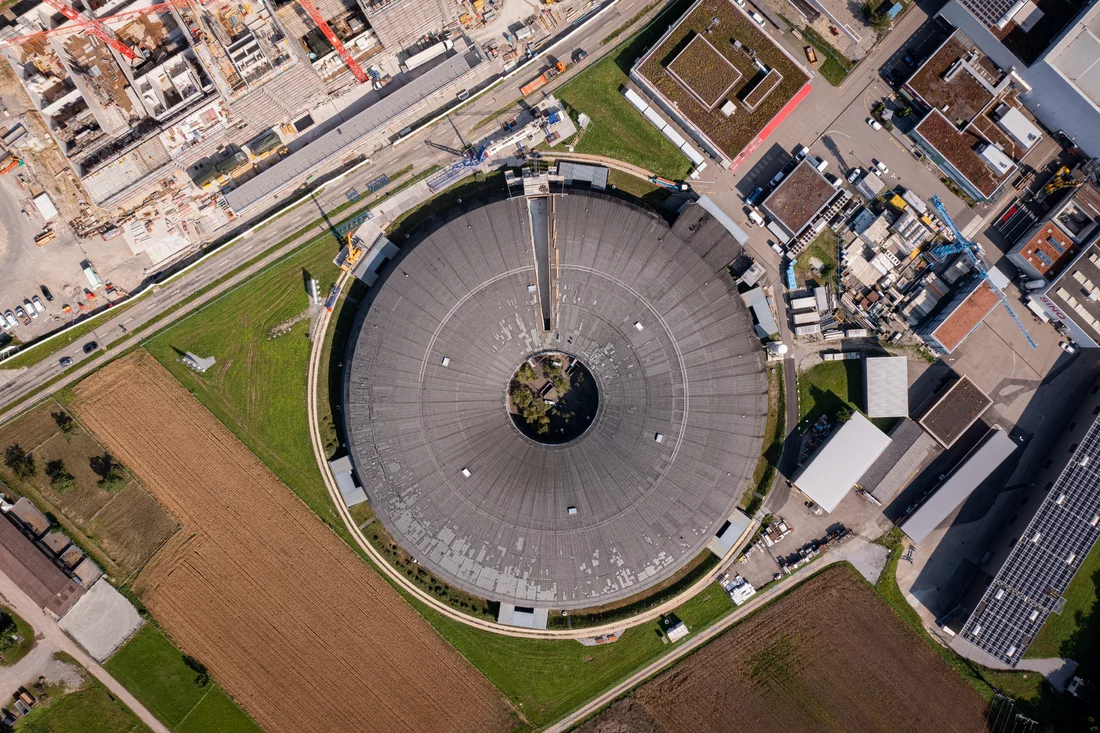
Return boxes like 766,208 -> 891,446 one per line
960,414 -> 1100,665
957,0 -> 1017,29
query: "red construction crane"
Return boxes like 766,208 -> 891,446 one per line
294,0 -> 368,84
39,0 -> 138,60
0,0 -> 191,49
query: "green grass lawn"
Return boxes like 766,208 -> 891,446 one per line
144,235 -> 345,536
412,583 -> 734,727
0,606 -> 36,667
797,361 -> 897,433
15,679 -> 150,733
794,230 -> 839,289
799,24 -> 855,86
553,0 -> 695,181
741,365 -> 785,515
105,623 -> 259,732
175,688 -> 263,733
1026,539 -> 1100,659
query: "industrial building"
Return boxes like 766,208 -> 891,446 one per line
343,190 -> 768,609
1008,182 -> 1100,281
918,266 -> 1010,353
741,286 -> 780,338
902,28 -> 1040,203
791,412 -> 892,513
761,159 -> 848,249
629,0 -> 811,169
1032,236 -> 1100,347
864,355 -> 909,418
937,1 -> 1100,160
954,378 -> 1100,666
900,428 -> 1016,544
918,374 -> 992,448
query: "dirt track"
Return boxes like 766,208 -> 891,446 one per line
70,351 -> 515,733
576,568 -> 989,733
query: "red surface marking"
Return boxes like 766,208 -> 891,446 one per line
729,82 -> 814,173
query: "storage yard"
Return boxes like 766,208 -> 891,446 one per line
69,350 -> 516,733
575,567 -> 989,733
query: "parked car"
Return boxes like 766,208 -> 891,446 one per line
872,158 -> 889,175
847,167 -> 863,183
572,48 -> 588,62
15,306 -> 26,321
866,117 -> 882,131
40,285 -> 53,302
769,170 -> 785,186
59,356 -> 73,368
751,11 -> 765,27
0,317 -> 8,331
3,311 -> 15,328
1060,341 -> 1077,354
82,341 -> 98,354
23,299 -> 37,318
31,296 -> 44,314
903,54 -> 915,68
794,145 -> 809,160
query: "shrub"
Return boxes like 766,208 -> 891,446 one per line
45,460 -> 76,493
3,445 -> 35,481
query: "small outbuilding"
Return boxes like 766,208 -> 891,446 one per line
864,356 -> 909,418
328,456 -> 367,508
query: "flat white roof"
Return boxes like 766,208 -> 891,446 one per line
793,412 -> 891,512
865,356 -> 909,418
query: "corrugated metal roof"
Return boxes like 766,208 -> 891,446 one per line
225,53 -> 473,213
697,195 -> 749,245
558,162 -> 607,190
793,413 -> 891,512
329,456 -> 367,507
901,428 -> 1016,544
741,286 -> 779,337
865,356 -> 909,418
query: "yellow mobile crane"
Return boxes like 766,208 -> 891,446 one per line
334,233 -> 366,272
1041,166 -> 1080,199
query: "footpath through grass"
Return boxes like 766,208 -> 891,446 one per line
554,0 -> 695,180
106,623 -> 261,733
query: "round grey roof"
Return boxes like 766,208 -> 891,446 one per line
344,192 -> 767,609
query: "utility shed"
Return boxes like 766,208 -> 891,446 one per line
497,604 -> 549,629
792,413 -> 891,512
33,192 -> 58,220
328,456 -> 367,508
864,356 -> 909,418
558,162 -> 608,190
707,510 -> 752,557
741,287 -> 779,338
901,429 -> 1017,544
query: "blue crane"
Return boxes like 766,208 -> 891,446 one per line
928,195 -> 1038,349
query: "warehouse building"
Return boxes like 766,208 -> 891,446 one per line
900,428 -> 1017,544
791,412 -> 892,513
918,267 -> 1010,354
954,379 -> 1100,666
864,356 -> 909,418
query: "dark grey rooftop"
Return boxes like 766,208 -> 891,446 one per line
343,192 -> 767,609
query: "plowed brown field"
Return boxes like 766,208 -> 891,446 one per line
70,351 -> 514,733
577,567 -> 989,733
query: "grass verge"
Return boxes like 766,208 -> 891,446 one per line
0,605 -> 35,666
787,20 -> 855,86
553,0 -> 696,180
105,623 -> 260,732
797,360 -> 897,433
15,669 -> 150,733
741,365 -> 785,516
794,230 -> 838,288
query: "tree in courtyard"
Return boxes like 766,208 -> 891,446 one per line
864,1 -> 892,38
836,407 -> 852,423
3,445 -> 35,481
44,460 -> 76,493
516,363 -> 536,382
51,411 -> 76,441
89,452 -> 128,491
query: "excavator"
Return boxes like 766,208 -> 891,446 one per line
1040,166 -> 1081,200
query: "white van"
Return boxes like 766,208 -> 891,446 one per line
748,210 -> 765,226
752,11 -> 766,27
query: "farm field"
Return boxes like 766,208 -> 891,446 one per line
70,351 -> 515,733
576,567 -> 989,733
144,236 -> 344,538
0,401 -> 177,579
105,623 -> 260,732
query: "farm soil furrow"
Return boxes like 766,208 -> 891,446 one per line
577,567 -> 989,733
70,351 -> 515,733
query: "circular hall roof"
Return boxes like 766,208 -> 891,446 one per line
344,190 -> 767,610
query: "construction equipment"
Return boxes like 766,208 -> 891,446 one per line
0,158 -> 22,175
39,0 -> 138,61
295,0 -> 368,83
1040,165 -> 1080,199
0,0 -> 193,49
929,195 -> 1038,349
334,233 -> 366,272
34,228 -> 56,246
520,61 -> 567,96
